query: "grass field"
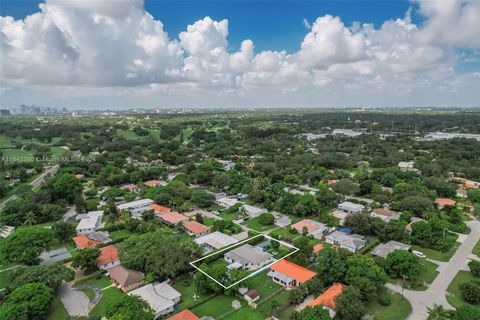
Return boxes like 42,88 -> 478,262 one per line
389,260 -> 439,291
257,290 -> 291,319
116,129 -> 140,140
89,287 -> 125,318
411,242 -> 460,262
173,274 -> 201,309
473,239 -> 480,257
0,135 -> 15,148
2,148 -> 34,158
223,306 -> 264,320
366,290 -> 412,320
80,275 -> 112,289
245,271 -> 282,298
191,294 -> 239,318
46,296 -> 69,320
243,218 -> 277,232
446,270 -> 480,312
50,146 -> 68,157
110,229 -> 135,241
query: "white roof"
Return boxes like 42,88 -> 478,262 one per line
398,161 -> 415,168
117,199 -> 153,210
338,201 -> 365,211
76,211 -> 103,231
0,226 -> 15,238
216,197 -> 238,207
326,231 -> 366,250
195,231 -> 239,249
242,204 -> 266,215
128,282 -> 181,314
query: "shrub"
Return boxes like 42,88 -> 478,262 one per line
469,260 -> 480,277
377,293 -> 392,306
460,281 -> 480,304
258,213 -> 275,225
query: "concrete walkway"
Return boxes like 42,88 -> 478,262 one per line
387,220 -> 480,320
58,282 -> 90,317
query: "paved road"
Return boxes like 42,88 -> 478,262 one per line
387,220 -> 480,320
74,284 -> 103,309
0,165 -> 59,210
58,282 -> 90,317
63,205 -> 77,222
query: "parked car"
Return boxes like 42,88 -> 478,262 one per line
412,250 -> 426,259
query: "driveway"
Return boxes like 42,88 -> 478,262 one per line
63,205 -> 77,222
387,220 -> 480,320
74,284 -> 103,308
58,282 -> 90,317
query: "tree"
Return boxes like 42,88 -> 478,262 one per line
385,250 -> 421,280
454,305 -> 480,320
195,213 -> 204,224
105,294 -> 154,320
51,221 -> 76,242
345,255 -> 387,300
23,211 -> 36,227
335,287 -> 366,320
120,229 -> 201,280
0,227 -> 55,265
315,185 -> 339,207
315,247 -> 350,285
469,260 -> 480,277
460,281 -> 480,304
258,212 -> 275,225
8,264 -> 74,292
344,213 -> 372,235
72,247 -> 100,270
0,283 -> 54,320
191,190 -> 215,208
291,236 -> 313,267
427,304 -> 451,320
468,189 -> 480,203
332,179 -> 359,198
293,306 -> 330,320
398,196 -> 434,218
52,173 -> 82,203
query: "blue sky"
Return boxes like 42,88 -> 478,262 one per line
1,0 -> 479,108
1,0 -> 418,52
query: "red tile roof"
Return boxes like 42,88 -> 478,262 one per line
435,198 -> 456,207
149,204 -> 171,214
183,221 -> 210,234
313,243 -> 324,254
167,309 -> 201,320
308,283 -> 345,310
144,180 -> 163,187
291,219 -> 319,234
72,235 -> 100,249
120,184 -> 137,191
74,173 -> 84,179
97,245 -> 120,266
159,211 -> 188,224
270,259 -> 317,284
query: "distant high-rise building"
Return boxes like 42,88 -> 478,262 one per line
0,109 -> 11,116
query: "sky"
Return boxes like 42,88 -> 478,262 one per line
0,0 -> 479,109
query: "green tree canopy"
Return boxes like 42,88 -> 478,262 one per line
0,227 -> 55,265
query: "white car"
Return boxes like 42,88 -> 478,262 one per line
412,250 -> 426,259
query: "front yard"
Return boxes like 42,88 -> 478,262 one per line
89,287 -> 125,319
411,242 -> 460,262
366,289 -> 412,320
446,270 -> 480,312
243,218 -> 277,232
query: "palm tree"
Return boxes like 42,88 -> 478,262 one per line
427,304 -> 450,320
24,211 -> 36,227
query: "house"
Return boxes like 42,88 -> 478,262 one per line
307,283 -> 345,317
215,197 -> 239,208
267,259 -> 317,288
40,247 -> 72,265
398,161 -> 416,171
370,208 -> 400,222
217,159 -> 235,170
97,245 -> 121,270
271,211 -> 291,227
313,243 -> 324,254
0,226 -> 15,238
331,210 -> 349,225
108,265 -> 144,292
74,173 -> 84,179
371,241 -> 411,259
167,309 -> 201,320
120,183 -> 138,192
244,289 -> 260,307
224,244 -> 274,270
242,204 -> 267,218
149,204 -> 171,215
75,211 -> 104,235
117,199 -> 154,216
195,231 -> 239,252
128,282 -> 181,318
435,198 -> 456,208
73,231 -> 111,249
456,188 -> 468,198
338,201 -> 365,214
291,219 -> 331,238
159,212 -> 189,226
183,221 -> 211,237
325,231 -> 366,253
144,180 -> 166,187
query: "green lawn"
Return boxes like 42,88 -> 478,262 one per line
269,228 -> 297,241
191,295 -> 239,319
79,275 -> 112,289
110,229 -> 135,241
245,271 -> 282,298
366,290 -> 412,320
0,135 -> 15,148
389,260 -> 439,291
172,274 -> 203,309
223,306 -> 264,320
116,129 -> 140,140
0,269 -> 13,289
202,217 -> 217,227
46,296 -> 69,320
89,287 -> 125,318
2,148 -> 34,158
411,242 -> 460,262
79,287 -> 96,301
243,218 -> 277,232
473,239 -> 480,257
50,146 -> 68,158
446,270 -> 480,312
257,290 -> 291,319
